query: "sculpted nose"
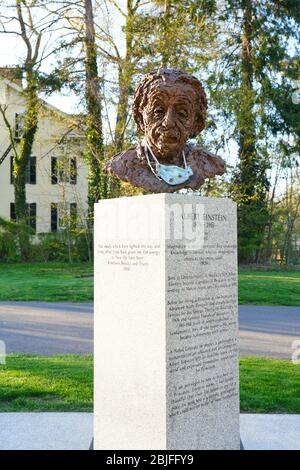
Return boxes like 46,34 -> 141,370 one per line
162,108 -> 175,129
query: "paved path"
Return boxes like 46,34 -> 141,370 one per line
0,413 -> 92,450
0,412 -> 299,450
0,302 -> 299,357
239,305 -> 300,359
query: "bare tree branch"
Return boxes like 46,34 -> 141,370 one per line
16,0 -> 32,64
0,104 -> 18,159
109,0 -> 127,18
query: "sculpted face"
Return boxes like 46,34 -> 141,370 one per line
105,69 -> 225,193
142,81 -> 197,160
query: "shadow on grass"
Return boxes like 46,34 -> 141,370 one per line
0,354 -> 93,412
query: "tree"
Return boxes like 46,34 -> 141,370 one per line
84,0 -> 107,218
0,0 -> 61,258
206,0 -> 300,262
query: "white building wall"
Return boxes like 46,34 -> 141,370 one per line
0,78 -> 88,233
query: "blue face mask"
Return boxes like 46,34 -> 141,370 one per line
143,139 -> 193,186
156,162 -> 193,185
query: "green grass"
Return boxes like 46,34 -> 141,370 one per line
0,355 -> 299,413
240,357 -> 300,413
0,262 -> 93,302
0,354 -> 93,411
238,269 -> 300,306
0,262 -> 299,306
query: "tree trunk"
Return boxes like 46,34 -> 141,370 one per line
239,1 -> 256,188
14,68 -> 38,260
111,1 -> 137,197
161,0 -> 171,67
84,0 -> 107,221
115,64 -> 132,154
231,0 -> 268,263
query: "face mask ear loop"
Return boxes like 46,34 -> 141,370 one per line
182,149 -> 188,169
144,138 -> 193,185
144,140 -> 162,181
145,139 -> 160,166
146,137 -> 187,169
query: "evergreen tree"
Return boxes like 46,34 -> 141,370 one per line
206,0 -> 300,262
84,0 -> 107,218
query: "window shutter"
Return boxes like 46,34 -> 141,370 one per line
10,203 -> 16,222
51,203 -> 58,232
30,157 -> 36,184
10,156 -> 14,184
70,158 -> 77,185
51,157 -> 58,184
30,203 -> 36,233
14,113 -> 20,141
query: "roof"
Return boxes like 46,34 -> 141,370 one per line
0,76 -> 79,119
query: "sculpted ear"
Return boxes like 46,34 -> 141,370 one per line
190,110 -> 206,138
133,102 -> 145,133
137,113 -> 145,133
132,87 -> 146,134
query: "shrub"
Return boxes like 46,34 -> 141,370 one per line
0,218 -> 20,262
37,229 -> 93,263
0,217 -> 93,263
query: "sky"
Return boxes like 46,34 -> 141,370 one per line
0,17 -> 79,114
0,0 -> 125,115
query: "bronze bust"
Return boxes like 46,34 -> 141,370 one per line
105,68 -> 225,193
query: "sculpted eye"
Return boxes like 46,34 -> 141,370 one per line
178,110 -> 188,119
153,107 -> 164,116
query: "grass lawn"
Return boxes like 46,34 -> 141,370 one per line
0,355 -> 93,411
0,262 -> 300,306
238,269 -> 300,306
240,357 -> 300,413
0,262 -> 93,302
0,355 -> 299,413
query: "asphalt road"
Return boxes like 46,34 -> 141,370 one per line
239,305 -> 300,359
0,301 -> 93,356
0,302 -> 299,358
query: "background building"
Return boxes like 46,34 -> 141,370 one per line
0,68 -> 88,234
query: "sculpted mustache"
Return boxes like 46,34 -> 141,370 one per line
155,128 -> 180,138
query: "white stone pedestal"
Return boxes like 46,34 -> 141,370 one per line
94,194 -> 239,450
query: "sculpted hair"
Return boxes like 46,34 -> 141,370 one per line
132,68 -> 208,139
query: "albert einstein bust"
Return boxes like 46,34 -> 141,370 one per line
105,68 -> 225,193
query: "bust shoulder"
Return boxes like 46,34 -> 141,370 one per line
187,146 -> 225,179
105,148 -> 139,175
105,146 -> 151,188
105,142 -> 226,193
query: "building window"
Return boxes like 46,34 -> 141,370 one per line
11,156 -> 36,184
51,203 -> 58,232
10,202 -> 36,233
51,157 -> 77,185
26,156 -> 36,184
14,113 -> 25,142
27,203 -> 36,233
51,202 -> 77,232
